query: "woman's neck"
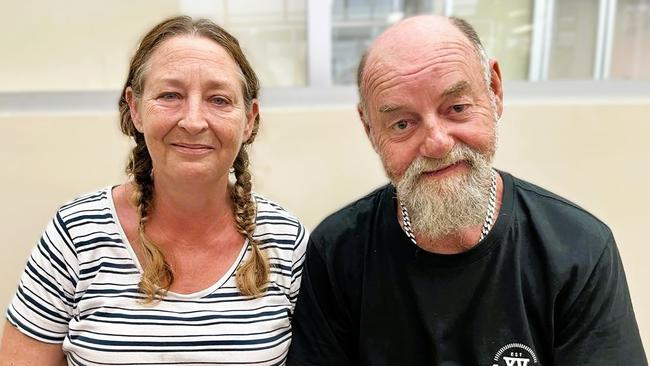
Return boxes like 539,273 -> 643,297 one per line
145,175 -> 237,246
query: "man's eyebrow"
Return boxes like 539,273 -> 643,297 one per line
378,103 -> 402,113
377,81 -> 472,113
441,80 -> 472,98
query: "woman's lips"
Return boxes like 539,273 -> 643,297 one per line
171,143 -> 214,155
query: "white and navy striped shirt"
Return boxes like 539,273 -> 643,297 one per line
7,188 -> 308,365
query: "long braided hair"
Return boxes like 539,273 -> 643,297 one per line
118,16 -> 266,303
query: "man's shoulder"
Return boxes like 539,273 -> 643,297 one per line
310,184 -> 392,249
508,173 -> 614,254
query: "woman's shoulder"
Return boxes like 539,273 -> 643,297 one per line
253,193 -> 300,222
252,193 -> 306,235
252,194 -> 308,268
57,187 -> 113,217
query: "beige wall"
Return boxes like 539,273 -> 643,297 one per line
0,102 -> 648,350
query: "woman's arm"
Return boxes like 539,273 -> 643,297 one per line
0,323 -> 66,366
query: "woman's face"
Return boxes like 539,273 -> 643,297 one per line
126,35 -> 258,187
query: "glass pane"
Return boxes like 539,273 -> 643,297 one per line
610,0 -> 650,80
331,0 -> 534,84
453,0 -> 534,81
332,0 -> 436,85
547,0 -> 599,79
0,0 -> 306,92
217,0 -> 307,87
0,0 -> 181,92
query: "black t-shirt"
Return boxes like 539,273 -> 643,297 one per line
288,171 -> 647,366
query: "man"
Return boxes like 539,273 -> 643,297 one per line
287,15 -> 647,366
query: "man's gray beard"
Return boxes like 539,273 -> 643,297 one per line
393,144 -> 494,241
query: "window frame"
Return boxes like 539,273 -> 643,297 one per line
1,0 -> 649,115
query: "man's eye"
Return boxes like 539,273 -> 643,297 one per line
393,120 -> 409,130
451,104 -> 469,113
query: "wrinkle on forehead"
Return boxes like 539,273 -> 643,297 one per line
143,35 -> 248,97
362,41 -> 478,109
360,16 -> 482,107
150,36 -> 235,71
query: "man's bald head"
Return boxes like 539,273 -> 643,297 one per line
357,15 -> 490,114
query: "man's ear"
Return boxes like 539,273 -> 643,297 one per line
489,59 -> 504,119
125,87 -> 143,133
357,103 -> 372,138
357,103 -> 378,152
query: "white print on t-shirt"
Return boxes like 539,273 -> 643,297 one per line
492,343 -> 539,366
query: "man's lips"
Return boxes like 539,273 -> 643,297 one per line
421,161 -> 465,178
171,143 -> 214,155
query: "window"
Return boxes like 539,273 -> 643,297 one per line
0,0 -> 307,92
208,0 -> 307,86
0,0 -> 182,92
610,0 -> 650,79
453,0 -> 535,81
328,0 -> 650,83
547,0 -> 600,79
0,0 -> 648,112
331,0 -> 434,84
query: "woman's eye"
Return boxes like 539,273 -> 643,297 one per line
159,93 -> 179,100
211,96 -> 229,105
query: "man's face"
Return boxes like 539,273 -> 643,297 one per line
360,23 -> 503,238
361,40 -> 500,185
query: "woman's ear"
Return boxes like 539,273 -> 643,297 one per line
125,87 -> 143,132
243,99 -> 259,143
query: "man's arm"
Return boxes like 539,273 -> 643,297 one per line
553,234 -> 647,365
287,236 -> 357,366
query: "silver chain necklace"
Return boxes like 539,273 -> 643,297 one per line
399,170 -> 498,246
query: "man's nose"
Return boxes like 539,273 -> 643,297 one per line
177,96 -> 208,135
418,115 -> 454,159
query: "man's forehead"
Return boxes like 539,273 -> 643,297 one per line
366,16 -> 471,64
367,40 -> 473,74
361,16 -> 478,100
374,76 -> 474,114
362,41 -> 477,106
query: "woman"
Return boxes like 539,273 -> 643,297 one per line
0,16 -> 307,365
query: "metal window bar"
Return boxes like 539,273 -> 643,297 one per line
529,0 -> 546,81
527,0 -> 555,81
540,0 -> 555,81
307,0 -> 333,87
443,0 -> 453,16
594,0 -> 617,80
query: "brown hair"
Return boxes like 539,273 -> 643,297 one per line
117,15 -> 266,303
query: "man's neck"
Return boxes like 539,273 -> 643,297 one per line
413,227 -> 484,254
399,173 -> 504,254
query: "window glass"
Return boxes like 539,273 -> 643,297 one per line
0,0 -> 306,92
331,0 -> 534,84
547,0 -> 599,79
452,0 -> 534,81
610,0 -> 650,79
331,0 -> 435,85
0,0 -> 180,92
214,0 -> 307,87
